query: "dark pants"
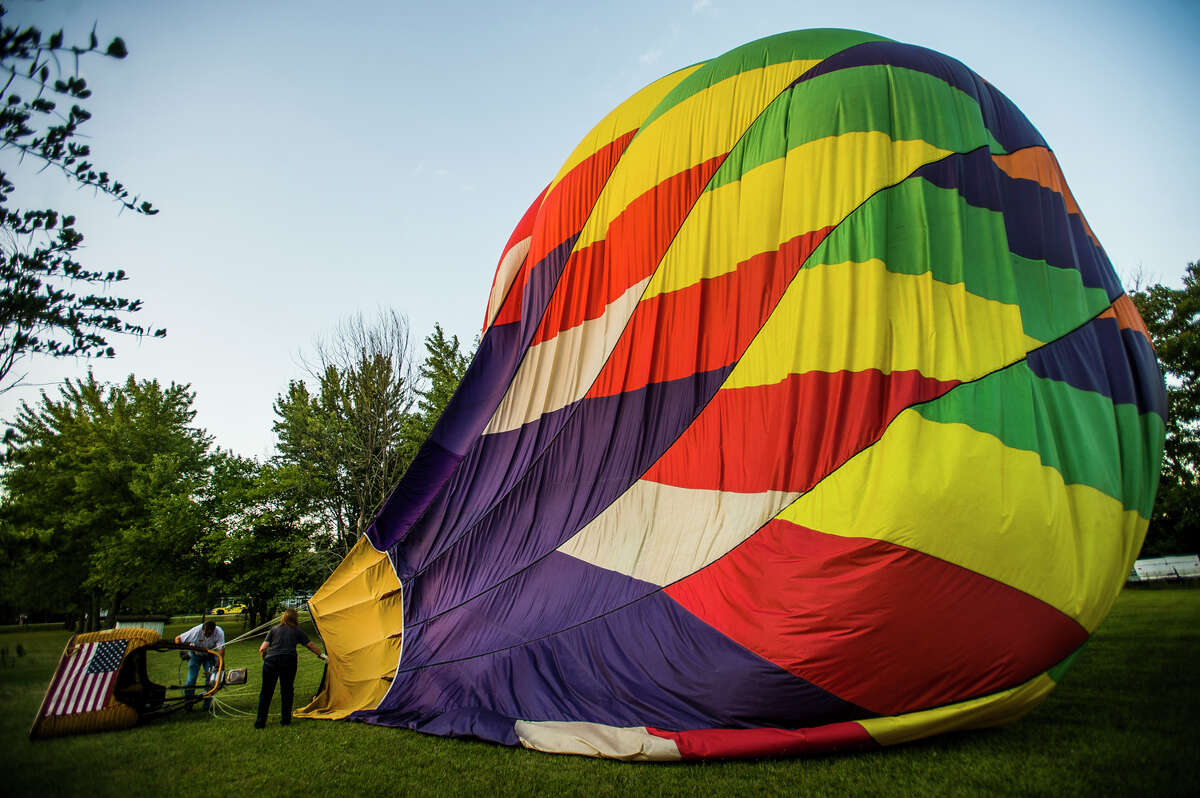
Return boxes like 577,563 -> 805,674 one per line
255,655 -> 297,727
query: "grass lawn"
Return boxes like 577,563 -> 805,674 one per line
1,588 -> 1197,797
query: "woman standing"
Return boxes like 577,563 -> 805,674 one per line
254,608 -> 326,728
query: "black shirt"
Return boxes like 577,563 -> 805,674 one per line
263,624 -> 309,659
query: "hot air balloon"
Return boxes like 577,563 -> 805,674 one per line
296,28 -> 1166,760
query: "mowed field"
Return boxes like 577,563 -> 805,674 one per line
1,588 -> 1197,798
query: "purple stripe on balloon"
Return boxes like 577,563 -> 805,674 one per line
354,703 -> 520,746
353,573 -> 867,742
398,365 -> 733,625
1027,315 -> 1167,420
913,149 -> 1123,301
365,320 -> 519,551
383,383 -> 587,581
367,233 -> 579,551
399,552 -> 658,670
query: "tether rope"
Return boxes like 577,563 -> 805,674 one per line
199,612 -> 322,722
223,616 -> 280,646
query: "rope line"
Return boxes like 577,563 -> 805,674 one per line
224,617 -> 279,646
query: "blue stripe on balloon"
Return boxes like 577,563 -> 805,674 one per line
1027,315 -> 1167,420
913,148 -> 1123,301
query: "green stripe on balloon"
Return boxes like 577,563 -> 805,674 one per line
914,363 -> 1165,518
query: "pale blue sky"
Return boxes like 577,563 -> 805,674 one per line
2,0 -> 1196,458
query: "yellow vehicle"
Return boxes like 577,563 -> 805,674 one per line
209,603 -> 247,616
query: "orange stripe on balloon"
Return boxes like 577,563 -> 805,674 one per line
586,227 -> 831,399
1110,294 -> 1153,344
532,155 -> 725,346
491,131 -> 638,329
528,131 -> 637,267
991,147 -> 1098,246
1096,295 -> 1153,347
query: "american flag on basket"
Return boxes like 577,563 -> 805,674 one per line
46,639 -> 129,716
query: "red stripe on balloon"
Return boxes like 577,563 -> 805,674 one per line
643,369 -> 959,493
666,520 -> 1088,715
483,189 -> 545,331
645,721 -> 877,759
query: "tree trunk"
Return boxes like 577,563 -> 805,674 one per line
106,592 -> 128,630
87,591 -> 100,632
253,596 -> 271,629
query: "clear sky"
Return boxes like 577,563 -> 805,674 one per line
1,0 -> 1196,459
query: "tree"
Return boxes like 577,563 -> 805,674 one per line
200,454 -> 334,628
272,378 -> 344,543
271,314 -> 477,555
0,6 -> 163,390
406,322 -> 473,452
274,310 -> 417,553
1129,260 -> 1199,556
0,373 -> 210,628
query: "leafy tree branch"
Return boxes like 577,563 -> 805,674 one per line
0,5 -> 163,391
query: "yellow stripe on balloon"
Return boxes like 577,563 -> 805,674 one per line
859,672 -> 1057,747
723,259 -> 1040,389
545,66 -> 703,197
643,132 -> 952,300
573,59 -> 823,252
776,410 -> 1147,632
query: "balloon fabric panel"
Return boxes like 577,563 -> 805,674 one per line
298,29 -> 1168,761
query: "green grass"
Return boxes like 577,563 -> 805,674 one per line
1,589 -> 1197,797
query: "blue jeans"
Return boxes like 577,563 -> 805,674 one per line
185,653 -> 217,708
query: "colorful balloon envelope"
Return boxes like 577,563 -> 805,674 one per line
298,28 -> 1166,760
